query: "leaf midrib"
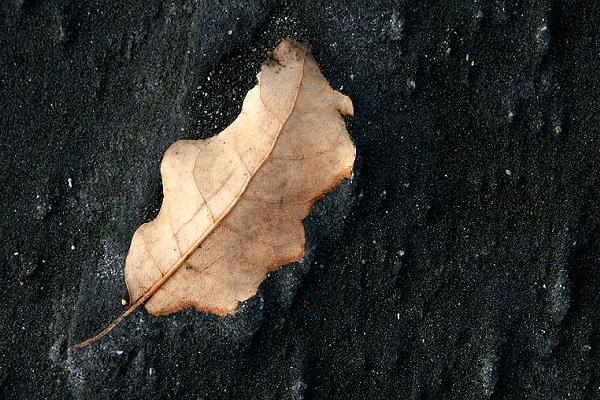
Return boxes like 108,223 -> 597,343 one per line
135,45 -> 309,307
72,44 -> 310,348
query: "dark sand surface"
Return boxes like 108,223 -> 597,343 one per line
1,1 -> 600,399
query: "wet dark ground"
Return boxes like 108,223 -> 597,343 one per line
2,0 -> 600,399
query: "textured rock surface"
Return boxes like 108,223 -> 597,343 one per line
1,1 -> 600,399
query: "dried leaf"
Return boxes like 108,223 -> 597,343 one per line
75,39 -> 356,348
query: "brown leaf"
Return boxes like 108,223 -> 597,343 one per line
74,39 -> 356,348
